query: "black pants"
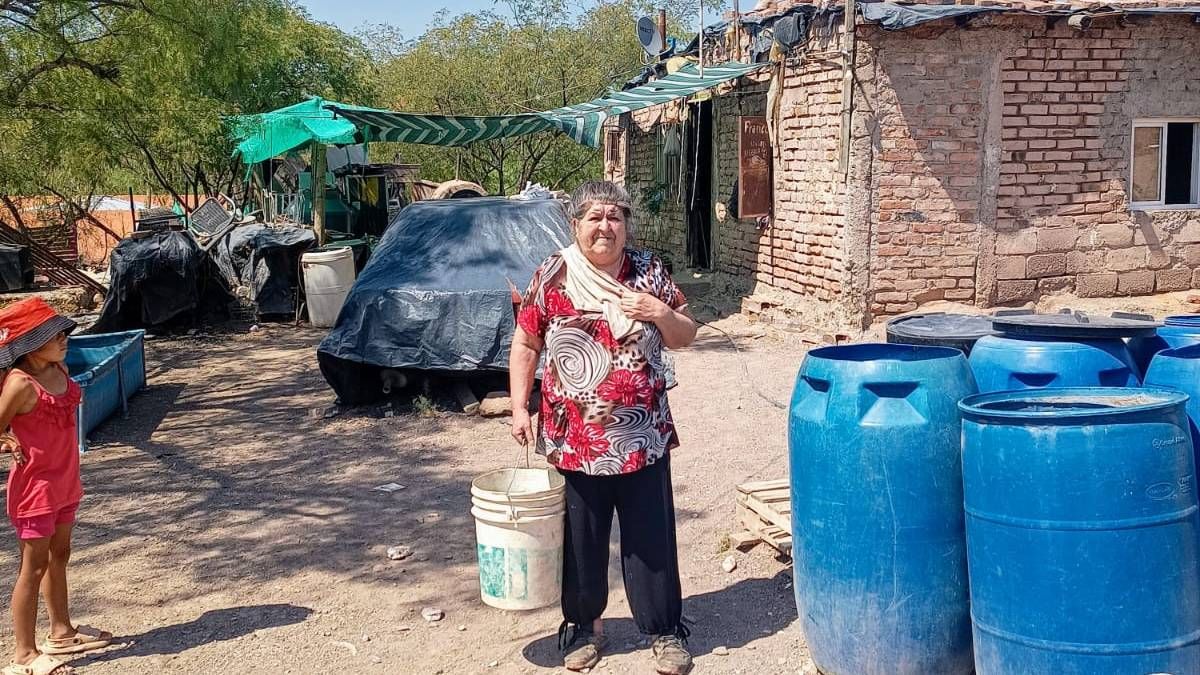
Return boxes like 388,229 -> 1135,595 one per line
559,455 -> 683,635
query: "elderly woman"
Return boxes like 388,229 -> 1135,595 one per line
509,181 -> 698,674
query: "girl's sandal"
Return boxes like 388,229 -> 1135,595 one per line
39,625 -> 112,655
2,654 -> 75,675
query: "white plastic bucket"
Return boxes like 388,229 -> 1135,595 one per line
471,468 -> 564,505
301,247 -> 355,328
471,468 -> 565,611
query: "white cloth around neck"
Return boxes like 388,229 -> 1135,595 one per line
559,244 -> 643,340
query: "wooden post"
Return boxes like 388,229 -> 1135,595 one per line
838,0 -> 857,180
658,8 -> 667,57
310,142 -> 327,246
734,0 -> 742,62
699,0 -> 705,76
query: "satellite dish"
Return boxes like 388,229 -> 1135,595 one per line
637,16 -> 664,56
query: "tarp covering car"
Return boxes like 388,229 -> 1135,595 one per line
317,197 -> 572,404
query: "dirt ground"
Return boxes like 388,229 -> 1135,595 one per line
0,314 -> 818,675
5,287 -> 1194,674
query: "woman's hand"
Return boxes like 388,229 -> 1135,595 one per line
511,407 -> 535,447
619,290 -> 669,322
0,432 -> 24,466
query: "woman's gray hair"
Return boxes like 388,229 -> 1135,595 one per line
570,181 -> 633,222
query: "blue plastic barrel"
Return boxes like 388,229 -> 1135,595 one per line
1146,344 -> 1200,457
789,343 -> 977,674
960,387 -> 1200,674
1130,315 -> 1200,375
968,334 -> 1138,393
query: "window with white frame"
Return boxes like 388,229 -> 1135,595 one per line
1131,119 -> 1200,208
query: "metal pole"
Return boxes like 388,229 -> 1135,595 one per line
699,0 -> 705,76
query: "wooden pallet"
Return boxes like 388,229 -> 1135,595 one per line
732,478 -> 792,555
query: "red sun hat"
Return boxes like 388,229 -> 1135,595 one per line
0,297 -> 77,369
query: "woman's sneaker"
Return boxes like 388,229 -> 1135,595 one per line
559,622 -> 606,671
651,633 -> 693,675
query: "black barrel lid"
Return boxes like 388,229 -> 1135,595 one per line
990,309 -> 1160,339
886,312 -> 997,341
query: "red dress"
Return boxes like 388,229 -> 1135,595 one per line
6,366 -> 83,520
518,248 -> 688,476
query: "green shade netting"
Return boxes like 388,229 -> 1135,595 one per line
230,96 -> 360,165
326,61 -> 769,149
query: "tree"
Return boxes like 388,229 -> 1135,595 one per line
0,0 -> 730,219
0,0 -> 375,214
363,0 -> 727,196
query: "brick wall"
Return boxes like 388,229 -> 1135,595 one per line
768,45 -> 852,311
988,15 -> 1200,304
616,28 -> 860,329
623,107 -> 689,267
862,25 -> 993,315
859,14 -> 1200,321
620,84 -> 774,274
617,15 -> 1200,331
746,24 -> 867,331
712,82 -> 768,277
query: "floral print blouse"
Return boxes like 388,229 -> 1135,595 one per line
517,248 -> 688,475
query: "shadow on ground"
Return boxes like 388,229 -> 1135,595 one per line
1,330 -> 509,613
520,570 -> 797,667
73,604 -> 312,666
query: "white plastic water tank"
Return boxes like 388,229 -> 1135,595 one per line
301,247 -> 356,328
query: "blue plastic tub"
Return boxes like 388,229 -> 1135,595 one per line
66,330 -> 146,452
789,343 -> 977,675
960,387 -> 1200,674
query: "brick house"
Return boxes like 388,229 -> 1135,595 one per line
607,0 -> 1200,332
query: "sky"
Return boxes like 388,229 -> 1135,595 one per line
296,1 -> 514,35
295,1 -> 720,38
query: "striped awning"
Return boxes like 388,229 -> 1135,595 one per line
326,61 -> 769,149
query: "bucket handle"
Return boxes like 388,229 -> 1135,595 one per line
502,441 -> 534,521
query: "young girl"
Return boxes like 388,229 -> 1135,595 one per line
0,299 -> 109,675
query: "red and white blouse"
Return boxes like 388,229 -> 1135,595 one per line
517,248 -> 688,475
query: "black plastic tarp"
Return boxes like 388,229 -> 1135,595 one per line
91,231 -> 232,333
214,224 -> 315,317
861,2 -> 998,30
318,197 -> 572,404
0,244 -> 32,292
861,2 -> 1200,30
